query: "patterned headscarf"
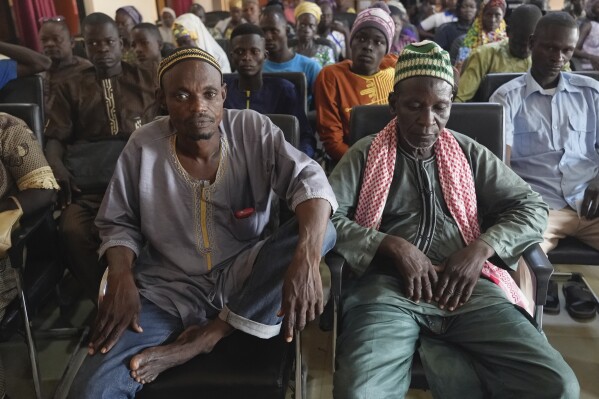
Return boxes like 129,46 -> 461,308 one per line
350,8 -> 396,53
116,6 -> 143,25
455,0 -> 506,67
294,1 -> 323,23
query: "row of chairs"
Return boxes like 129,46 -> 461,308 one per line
3,68 -> 597,397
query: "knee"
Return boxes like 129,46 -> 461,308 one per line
532,359 -> 579,399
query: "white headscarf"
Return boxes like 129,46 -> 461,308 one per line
173,13 -> 232,73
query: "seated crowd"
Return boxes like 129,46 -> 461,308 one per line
0,0 -> 597,398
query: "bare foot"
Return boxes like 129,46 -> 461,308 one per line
129,318 -> 233,384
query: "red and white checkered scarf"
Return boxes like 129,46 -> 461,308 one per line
355,118 -> 529,310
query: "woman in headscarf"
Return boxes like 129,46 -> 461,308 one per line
159,7 -> 177,45
573,0 -> 599,69
291,1 -> 336,66
452,0 -> 506,70
115,6 -> 143,64
172,13 -> 232,73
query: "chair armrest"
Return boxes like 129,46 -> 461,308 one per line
320,251 -> 346,332
324,251 -> 346,303
8,207 -> 52,269
522,243 -> 553,307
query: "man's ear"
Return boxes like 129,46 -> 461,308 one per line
388,91 -> 397,117
156,87 -> 167,111
221,82 -> 227,100
264,49 -> 269,59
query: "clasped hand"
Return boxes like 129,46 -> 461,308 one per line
382,236 -> 492,311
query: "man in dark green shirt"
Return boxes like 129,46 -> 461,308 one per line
329,40 -> 578,399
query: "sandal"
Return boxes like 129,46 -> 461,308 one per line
562,277 -> 597,321
544,279 -> 560,315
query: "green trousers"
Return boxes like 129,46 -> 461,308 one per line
333,273 -> 579,399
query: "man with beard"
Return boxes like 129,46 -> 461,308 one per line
45,12 -> 158,302
67,46 -> 337,398
38,17 -> 92,111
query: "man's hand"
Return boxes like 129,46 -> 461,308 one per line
54,167 -> 80,209
279,247 -> 323,342
379,235 -> 438,303
581,177 -> 599,219
278,198 -> 331,343
434,239 -> 494,311
89,266 -> 142,355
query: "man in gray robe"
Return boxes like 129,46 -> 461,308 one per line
67,47 -> 337,399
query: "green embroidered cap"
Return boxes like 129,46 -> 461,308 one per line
394,40 -> 454,87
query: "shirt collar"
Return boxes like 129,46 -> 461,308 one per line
523,71 -> 581,99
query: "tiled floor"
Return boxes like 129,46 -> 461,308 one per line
2,263 -> 599,399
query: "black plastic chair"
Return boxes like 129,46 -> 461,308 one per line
0,75 -> 45,125
473,71 -> 599,102
333,12 -> 357,30
205,11 -> 230,28
136,114 -> 303,399
324,103 -> 553,390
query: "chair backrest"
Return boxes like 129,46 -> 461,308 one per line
0,103 -> 44,144
474,71 -> 599,102
223,71 -> 308,114
0,75 -> 45,123
266,113 -> 300,148
349,103 -> 505,160
205,11 -> 230,28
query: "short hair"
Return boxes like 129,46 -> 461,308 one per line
509,4 -> 542,34
534,11 -> 578,34
82,12 -> 117,32
40,20 -> 71,35
132,22 -> 163,45
231,23 -> 265,41
261,5 -> 286,21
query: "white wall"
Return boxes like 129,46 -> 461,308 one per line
82,0 -> 158,23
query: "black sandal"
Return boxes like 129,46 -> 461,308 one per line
544,279 -> 560,315
562,277 -> 597,321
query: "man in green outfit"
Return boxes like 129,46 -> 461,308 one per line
329,40 -> 578,399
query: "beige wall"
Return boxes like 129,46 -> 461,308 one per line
82,0 -> 158,23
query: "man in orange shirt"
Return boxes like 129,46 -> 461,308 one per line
315,7 -> 397,162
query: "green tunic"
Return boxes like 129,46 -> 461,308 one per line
329,130 -> 549,315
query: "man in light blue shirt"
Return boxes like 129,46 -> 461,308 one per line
491,12 -> 599,253
259,6 -> 322,109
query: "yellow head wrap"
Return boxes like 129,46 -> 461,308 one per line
294,2 -> 322,23
229,0 -> 243,9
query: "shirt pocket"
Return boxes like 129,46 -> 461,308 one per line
228,208 -> 261,242
566,114 -> 594,155
512,116 -> 546,157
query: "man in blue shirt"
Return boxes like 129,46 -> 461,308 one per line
0,41 -> 51,89
259,6 -> 322,109
224,23 -> 316,157
491,12 -> 599,253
